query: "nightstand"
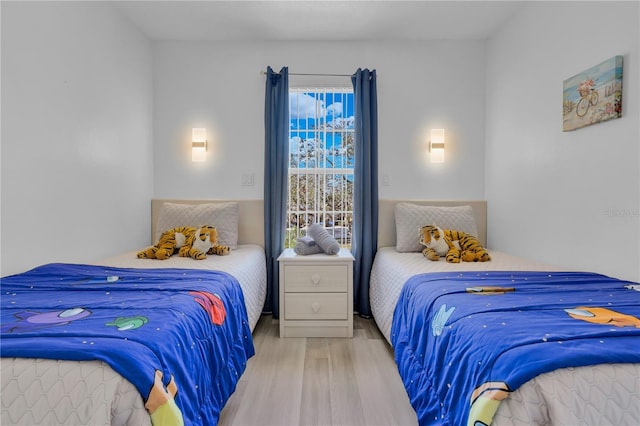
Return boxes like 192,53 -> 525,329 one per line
278,248 -> 354,338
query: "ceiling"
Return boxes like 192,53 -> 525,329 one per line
111,1 -> 525,42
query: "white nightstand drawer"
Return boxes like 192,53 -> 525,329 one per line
283,265 -> 348,292
284,293 -> 348,320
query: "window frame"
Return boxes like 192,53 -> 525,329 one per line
286,87 -> 355,248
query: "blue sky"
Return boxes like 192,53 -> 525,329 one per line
289,91 -> 354,125
289,90 -> 355,169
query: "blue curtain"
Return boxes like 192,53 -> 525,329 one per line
351,68 -> 378,317
263,66 -> 289,317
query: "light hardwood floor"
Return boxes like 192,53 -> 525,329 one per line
219,315 -> 418,426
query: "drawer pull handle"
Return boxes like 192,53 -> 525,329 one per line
311,302 -> 321,313
311,274 -> 321,285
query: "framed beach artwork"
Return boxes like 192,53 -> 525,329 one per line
562,55 -> 623,131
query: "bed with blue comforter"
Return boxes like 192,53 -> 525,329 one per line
391,270 -> 640,426
1,263 -> 254,425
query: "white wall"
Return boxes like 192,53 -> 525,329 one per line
5,1 -> 635,282
486,1 -> 639,281
1,1 -> 154,276
152,40 -> 487,201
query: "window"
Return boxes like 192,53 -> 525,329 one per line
286,88 -> 354,248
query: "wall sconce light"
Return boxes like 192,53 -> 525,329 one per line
192,128 -> 207,162
429,129 -> 445,163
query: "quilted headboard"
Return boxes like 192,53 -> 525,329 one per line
151,199 -> 264,247
377,200 -> 487,249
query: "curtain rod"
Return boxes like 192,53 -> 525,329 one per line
261,71 -> 351,77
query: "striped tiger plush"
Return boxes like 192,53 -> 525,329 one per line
419,224 -> 490,263
137,225 -> 230,260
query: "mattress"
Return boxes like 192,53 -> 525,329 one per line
1,245 -> 266,425
370,247 -> 561,343
370,247 -> 640,425
95,244 -> 266,331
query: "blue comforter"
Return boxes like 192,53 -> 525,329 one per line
1,263 -> 255,425
391,271 -> 640,426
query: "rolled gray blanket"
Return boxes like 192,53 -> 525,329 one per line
294,236 -> 323,255
297,236 -> 316,247
307,223 -> 340,255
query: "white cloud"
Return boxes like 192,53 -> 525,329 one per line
289,93 -> 325,119
326,102 -> 343,117
289,136 -> 301,151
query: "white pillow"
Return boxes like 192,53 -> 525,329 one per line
395,203 -> 478,252
155,202 -> 239,249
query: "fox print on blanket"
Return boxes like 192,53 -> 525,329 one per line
137,225 -> 230,260
419,224 -> 490,263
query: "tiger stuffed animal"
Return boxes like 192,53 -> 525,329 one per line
137,225 -> 230,260
419,224 -> 490,263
